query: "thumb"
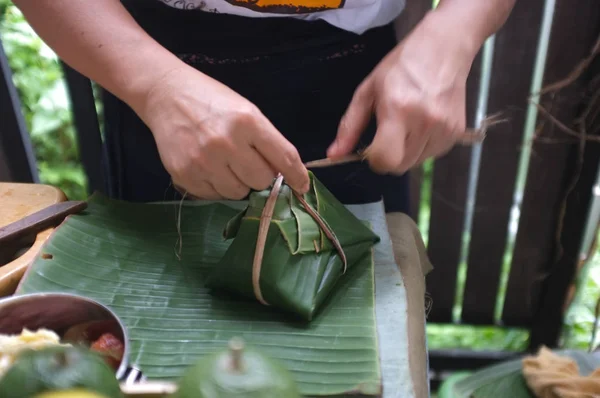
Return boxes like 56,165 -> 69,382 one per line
327,79 -> 374,159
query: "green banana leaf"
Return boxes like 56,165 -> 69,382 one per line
438,350 -> 600,398
17,194 -> 382,397
208,172 -> 380,320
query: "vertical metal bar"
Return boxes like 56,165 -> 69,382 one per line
495,0 -> 557,320
0,38 -> 39,183
453,36 -> 496,321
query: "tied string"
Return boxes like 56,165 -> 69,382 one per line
251,174 -> 347,306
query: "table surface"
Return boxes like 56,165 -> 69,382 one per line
0,182 -> 66,296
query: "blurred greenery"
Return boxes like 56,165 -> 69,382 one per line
1,0 -> 87,199
1,0 -> 599,357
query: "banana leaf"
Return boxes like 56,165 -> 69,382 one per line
17,194 -> 383,397
208,172 -> 380,320
438,350 -> 600,398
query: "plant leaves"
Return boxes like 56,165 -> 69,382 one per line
440,350 -> 600,398
208,172 -> 380,320
438,359 -> 532,398
17,194 -> 382,397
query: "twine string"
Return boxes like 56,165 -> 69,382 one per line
251,174 -> 348,305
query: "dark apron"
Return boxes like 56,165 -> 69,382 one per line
102,0 -> 410,212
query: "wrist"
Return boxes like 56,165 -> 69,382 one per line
420,8 -> 485,63
110,41 -> 186,114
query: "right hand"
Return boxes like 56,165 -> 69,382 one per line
136,64 -> 310,200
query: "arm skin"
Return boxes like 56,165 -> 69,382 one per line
328,0 -> 517,173
432,0 -> 517,56
13,0 -> 310,200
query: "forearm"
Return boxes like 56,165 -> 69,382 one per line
13,0 -> 185,111
423,0 -> 516,57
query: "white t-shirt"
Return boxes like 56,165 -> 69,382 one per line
158,0 -> 406,35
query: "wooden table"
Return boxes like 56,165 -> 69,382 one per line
0,182 -> 66,296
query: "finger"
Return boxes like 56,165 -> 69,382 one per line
415,122 -> 457,165
211,165 -> 251,200
229,146 -> 276,191
365,119 -> 407,174
328,79 -> 375,159
396,129 -> 430,172
173,178 -> 223,201
252,122 -> 310,194
173,182 -> 202,201
395,117 -> 444,172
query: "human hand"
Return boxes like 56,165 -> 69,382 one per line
327,11 -> 480,174
137,64 -> 310,200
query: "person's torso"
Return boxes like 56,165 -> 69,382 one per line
157,0 -> 405,34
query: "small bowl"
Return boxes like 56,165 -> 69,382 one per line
0,292 -> 133,380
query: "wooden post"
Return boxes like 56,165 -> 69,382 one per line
0,38 -> 38,183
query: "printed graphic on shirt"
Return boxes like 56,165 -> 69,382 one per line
160,0 -> 343,13
160,0 -> 204,10
224,0 -> 344,14
159,0 -> 406,35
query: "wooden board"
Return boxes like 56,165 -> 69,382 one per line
0,182 -> 66,296
461,0 -> 546,325
503,0 -> 600,330
424,50 -> 482,323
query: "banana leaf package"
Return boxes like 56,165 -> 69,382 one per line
207,171 -> 380,320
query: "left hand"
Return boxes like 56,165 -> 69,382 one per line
327,11 -> 480,174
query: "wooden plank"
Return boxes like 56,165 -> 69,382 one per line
503,0 -> 600,328
0,182 -> 66,297
461,0 -> 546,325
61,63 -> 105,195
0,39 -> 38,183
424,51 -> 481,323
529,118 -> 600,348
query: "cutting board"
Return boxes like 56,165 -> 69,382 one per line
0,182 -> 66,296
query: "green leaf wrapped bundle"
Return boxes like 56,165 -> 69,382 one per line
207,171 -> 380,320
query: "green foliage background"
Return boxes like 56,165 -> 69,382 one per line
1,0 -> 599,356
1,0 -> 87,199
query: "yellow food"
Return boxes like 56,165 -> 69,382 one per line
0,329 -> 70,378
34,389 -> 110,398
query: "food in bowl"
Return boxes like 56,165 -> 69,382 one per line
0,293 -> 131,380
63,320 -> 125,370
0,328 -> 69,377
0,320 -> 125,379
0,345 -> 123,398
